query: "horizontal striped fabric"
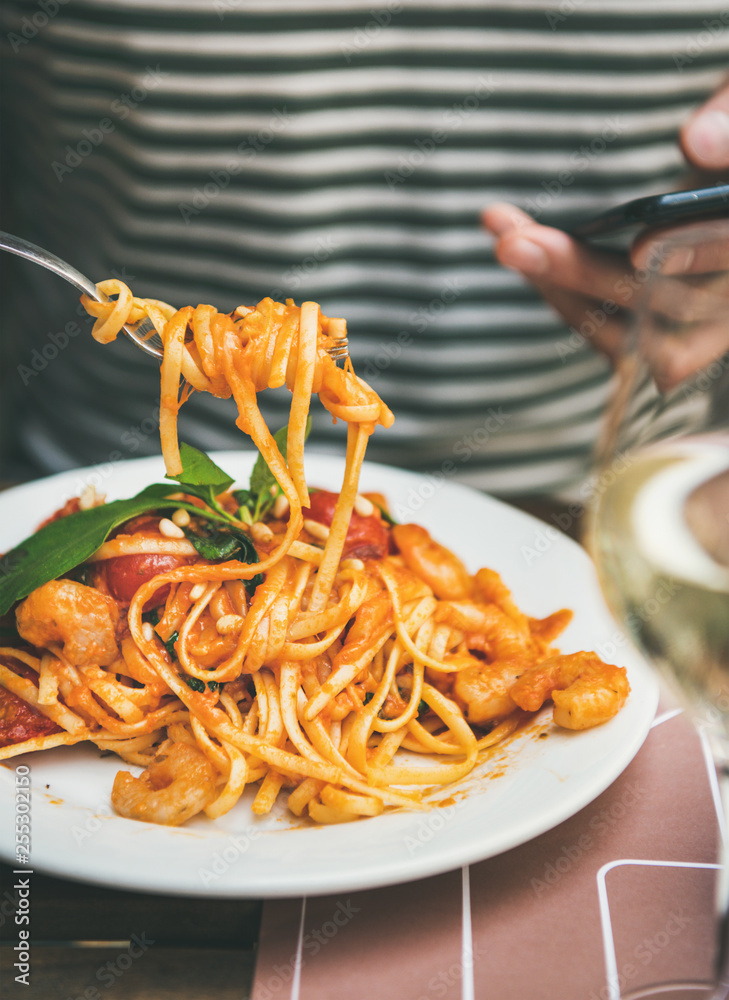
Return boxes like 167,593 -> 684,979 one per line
1,0 -> 728,494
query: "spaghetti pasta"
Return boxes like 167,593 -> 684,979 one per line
0,289 -> 630,826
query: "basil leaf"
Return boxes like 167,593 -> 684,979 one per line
167,443 -> 234,495
184,676 -> 221,692
164,630 -> 179,660
247,418 -> 311,522
0,443 -> 273,616
249,425 -> 289,502
184,527 -> 242,562
64,564 -> 90,586
372,501 -> 398,526
183,524 -> 263,595
0,482 -> 185,616
231,490 -> 254,525
141,610 -> 179,660
165,442 -> 236,514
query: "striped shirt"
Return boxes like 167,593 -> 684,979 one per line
1,0 -> 728,495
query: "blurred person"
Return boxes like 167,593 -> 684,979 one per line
1,0 -> 728,497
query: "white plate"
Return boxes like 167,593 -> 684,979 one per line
0,453 -> 658,897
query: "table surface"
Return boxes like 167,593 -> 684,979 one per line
1,495 -> 720,1000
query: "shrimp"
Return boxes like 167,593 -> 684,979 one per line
111,742 -> 217,826
453,661 -> 525,725
16,580 -> 119,667
473,567 -> 530,634
509,652 -> 630,730
392,524 -> 472,600
434,601 -> 533,660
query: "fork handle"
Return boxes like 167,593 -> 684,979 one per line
0,230 -> 103,301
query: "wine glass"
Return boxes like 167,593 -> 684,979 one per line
587,217 -> 729,1000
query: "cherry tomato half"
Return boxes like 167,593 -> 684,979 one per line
306,490 -> 389,560
0,663 -> 62,749
103,553 -> 191,609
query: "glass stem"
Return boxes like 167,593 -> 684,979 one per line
712,762 -> 729,999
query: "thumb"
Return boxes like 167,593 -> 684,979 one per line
681,77 -> 729,169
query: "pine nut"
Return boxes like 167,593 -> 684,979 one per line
190,583 -> 207,601
172,508 -> 191,527
141,622 -> 155,642
251,522 -> 274,543
79,484 -> 97,510
303,518 -> 330,542
216,614 -> 245,636
159,517 -> 185,539
353,495 -> 374,518
273,494 -> 289,520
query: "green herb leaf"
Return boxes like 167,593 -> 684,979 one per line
245,419 -> 311,522
249,425 -> 289,502
64,564 -> 90,586
372,501 -> 398,527
0,444 -> 277,615
183,523 -> 263,595
231,489 -> 254,525
184,526 -> 244,562
164,630 -> 179,660
167,443 -> 234,495
165,442 -> 237,515
0,482 -> 186,616
184,675 -> 220,692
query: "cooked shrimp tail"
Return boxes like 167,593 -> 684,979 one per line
509,652 -> 630,730
111,742 -> 216,825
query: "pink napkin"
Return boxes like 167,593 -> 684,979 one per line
252,707 -> 720,1000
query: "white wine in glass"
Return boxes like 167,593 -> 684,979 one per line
589,219 -> 729,1000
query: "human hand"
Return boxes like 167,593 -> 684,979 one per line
481,78 -> 729,371
481,202 -> 631,363
625,81 -> 729,389
630,219 -> 729,391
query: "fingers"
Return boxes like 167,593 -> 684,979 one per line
632,221 -> 729,276
482,203 -> 631,361
639,316 -> 729,392
535,284 -> 627,362
486,217 -> 633,306
680,75 -> 729,170
480,202 -> 533,236
643,272 -> 729,325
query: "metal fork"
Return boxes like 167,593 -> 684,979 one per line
0,231 -> 349,362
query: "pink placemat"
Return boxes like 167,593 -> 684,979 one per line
252,707 -> 721,1000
